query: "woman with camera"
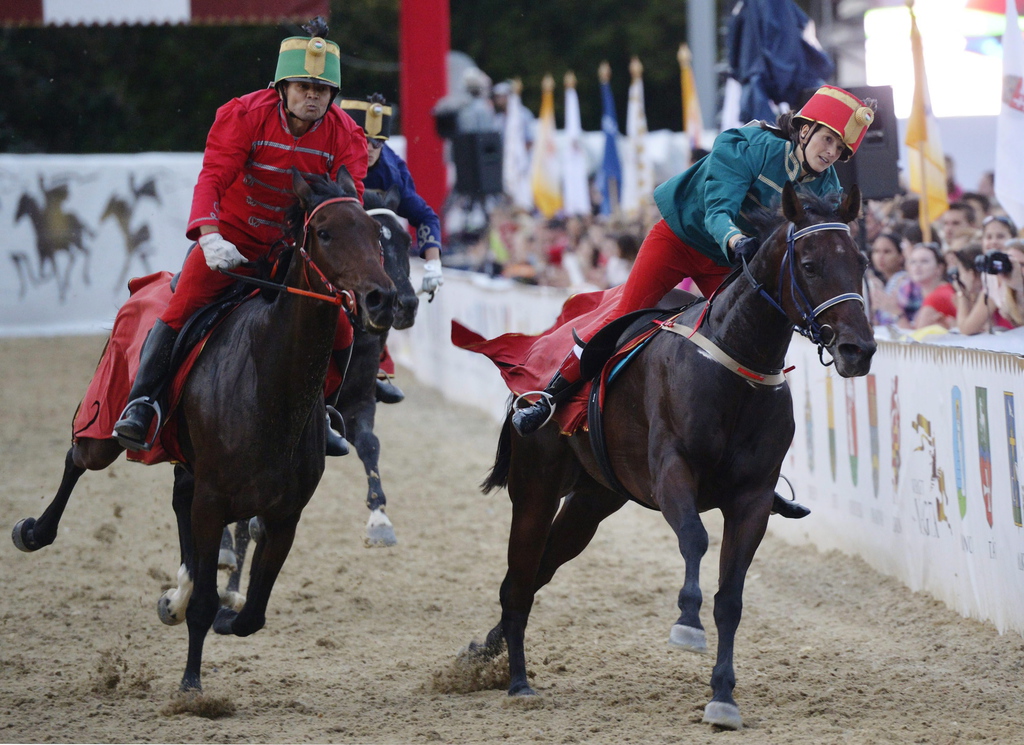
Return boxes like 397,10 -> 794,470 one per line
956,217 -> 1024,335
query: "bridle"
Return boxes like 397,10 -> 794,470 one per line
739,220 -> 865,365
219,195 -> 365,314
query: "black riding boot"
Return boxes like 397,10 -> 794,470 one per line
511,372 -> 577,436
112,319 -> 179,451
325,405 -> 350,457
771,492 -> 811,519
375,376 -> 405,404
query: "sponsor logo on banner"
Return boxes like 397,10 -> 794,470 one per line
868,375 -> 879,498
976,387 -> 994,528
827,372 -> 836,483
846,378 -> 858,487
952,386 -> 967,519
912,413 -> 951,530
1004,392 -> 1022,527
891,376 -> 901,498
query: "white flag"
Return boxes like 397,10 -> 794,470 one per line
562,81 -> 591,216
620,59 -> 652,215
503,88 -> 533,211
997,0 -> 1024,227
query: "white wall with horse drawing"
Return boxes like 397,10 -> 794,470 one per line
0,153 -> 202,336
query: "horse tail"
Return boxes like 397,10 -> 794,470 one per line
481,408 -> 514,494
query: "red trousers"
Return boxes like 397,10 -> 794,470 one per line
576,219 -> 731,342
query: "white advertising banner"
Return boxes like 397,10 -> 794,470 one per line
774,337 -> 1024,634
0,153 -> 202,336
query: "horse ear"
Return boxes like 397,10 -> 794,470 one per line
291,168 -> 312,209
781,181 -> 805,223
335,165 -> 356,195
838,184 -> 862,224
385,184 -> 402,212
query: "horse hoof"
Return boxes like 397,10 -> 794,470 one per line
157,591 -> 185,626
508,683 -> 538,697
668,624 -> 707,653
11,518 -> 40,552
179,673 -> 202,692
218,548 -> 238,572
702,701 -> 743,730
364,509 -> 397,547
213,607 -> 237,635
219,589 -> 246,612
248,516 -> 264,544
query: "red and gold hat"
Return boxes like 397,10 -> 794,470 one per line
794,85 -> 874,161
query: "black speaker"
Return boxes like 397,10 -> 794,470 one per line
452,132 -> 503,196
798,85 -> 900,201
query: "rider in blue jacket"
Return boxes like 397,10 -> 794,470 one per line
341,94 -> 444,403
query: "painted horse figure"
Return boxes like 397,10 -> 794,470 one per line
461,183 -> 875,729
12,168 -> 396,692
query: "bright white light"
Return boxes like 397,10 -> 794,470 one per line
865,1 -> 1007,118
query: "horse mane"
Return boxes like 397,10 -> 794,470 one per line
284,173 -> 359,244
746,189 -> 845,243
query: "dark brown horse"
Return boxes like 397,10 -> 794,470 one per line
461,182 -> 875,729
12,168 -> 396,692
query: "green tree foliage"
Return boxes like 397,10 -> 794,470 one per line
0,0 -> 699,153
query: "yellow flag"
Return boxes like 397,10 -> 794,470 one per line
531,74 -> 563,218
905,1 -> 948,241
678,44 -> 703,150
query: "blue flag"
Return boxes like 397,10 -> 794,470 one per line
727,0 -> 835,122
599,79 -> 622,216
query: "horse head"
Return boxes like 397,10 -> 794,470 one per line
289,168 -> 396,334
364,186 -> 418,330
756,181 -> 875,377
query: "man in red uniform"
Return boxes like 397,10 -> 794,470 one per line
113,17 -> 367,452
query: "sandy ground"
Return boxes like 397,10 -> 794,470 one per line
2,334 -> 1024,745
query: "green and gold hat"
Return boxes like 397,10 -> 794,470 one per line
340,99 -> 394,140
274,35 -> 342,90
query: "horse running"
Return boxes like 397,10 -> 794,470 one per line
12,168 -> 396,692
461,183 -> 875,730
216,185 -> 419,588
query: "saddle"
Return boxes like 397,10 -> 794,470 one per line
584,291 -> 704,503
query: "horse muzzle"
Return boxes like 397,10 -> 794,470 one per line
832,337 -> 876,378
358,286 -> 397,334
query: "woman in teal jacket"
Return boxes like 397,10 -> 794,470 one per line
513,84 -> 876,436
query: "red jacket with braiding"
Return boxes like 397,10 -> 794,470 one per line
187,88 -> 368,251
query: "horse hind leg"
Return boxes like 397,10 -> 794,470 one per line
12,439 -> 123,552
220,520 -> 250,611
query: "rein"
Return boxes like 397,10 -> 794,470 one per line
739,221 -> 864,365
218,195 -> 362,314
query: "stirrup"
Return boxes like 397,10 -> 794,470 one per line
112,397 -> 163,451
511,390 -> 556,431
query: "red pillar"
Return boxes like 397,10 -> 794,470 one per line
399,0 -> 449,215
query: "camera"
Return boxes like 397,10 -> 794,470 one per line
974,250 -> 1014,275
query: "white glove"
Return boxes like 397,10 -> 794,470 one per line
198,232 -> 246,271
421,258 -> 444,296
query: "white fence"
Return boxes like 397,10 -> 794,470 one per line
3,154 -> 1022,635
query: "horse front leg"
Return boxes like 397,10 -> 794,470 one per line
663,503 -> 710,654
158,466 -> 195,626
213,514 -> 299,639
179,489 -> 226,692
703,497 -> 771,730
12,439 -> 123,552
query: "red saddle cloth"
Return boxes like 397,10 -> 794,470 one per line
72,272 -> 220,466
453,286 -> 629,436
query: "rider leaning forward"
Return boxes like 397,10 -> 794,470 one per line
340,94 -> 444,404
512,85 -> 875,515
113,17 -> 367,455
